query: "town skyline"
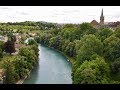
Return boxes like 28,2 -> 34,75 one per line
0,6 -> 120,24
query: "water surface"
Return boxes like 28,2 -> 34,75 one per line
23,44 -> 72,84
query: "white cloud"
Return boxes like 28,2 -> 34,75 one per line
0,6 -> 120,23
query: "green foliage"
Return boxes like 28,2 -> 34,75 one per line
19,46 -> 38,66
104,35 -> 120,61
114,28 -> 120,38
13,56 -> 29,78
34,36 -> 41,43
59,27 -> 79,41
96,28 -> 113,41
0,41 -> 4,51
111,57 -> 120,74
2,59 -> 18,84
0,41 -> 4,59
7,33 -> 16,42
31,45 -> 39,57
20,35 -> 27,44
78,23 -> 97,38
65,41 -> 76,57
49,35 -> 63,50
77,34 -> 103,64
0,48 -> 3,58
28,39 -> 38,46
61,39 -> 70,52
73,56 -> 110,84
39,33 -> 52,45
62,24 -> 76,29
74,40 -> 81,56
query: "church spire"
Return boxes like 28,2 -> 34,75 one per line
101,8 -> 103,17
100,8 -> 104,25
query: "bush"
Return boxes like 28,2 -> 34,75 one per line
28,39 -> 38,46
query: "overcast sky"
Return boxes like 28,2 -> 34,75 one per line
0,6 -> 120,24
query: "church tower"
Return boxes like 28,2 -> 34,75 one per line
100,9 -> 104,25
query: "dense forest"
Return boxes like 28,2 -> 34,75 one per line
0,21 -> 120,84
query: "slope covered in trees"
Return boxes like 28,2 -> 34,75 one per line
34,22 -> 120,84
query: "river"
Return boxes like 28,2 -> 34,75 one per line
23,44 -> 72,84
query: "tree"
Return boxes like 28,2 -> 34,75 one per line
19,46 -> 38,66
77,23 -> 97,39
2,59 -> 18,84
73,56 -> 110,84
28,39 -> 38,46
77,34 -> 103,64
13,56 -> 29,78
0,41 -> 4,58
103,35 -> 120,61
4,40 -> 15,55
62,24 -> 76,29
49,35 -> 63,50
111,57 -> 120,74
61,39 -> 70,52
96,28 -> 113,41
11,35 -> 16,42
59,27 -> 78,41
0,41 -> 4,51
31,44 -> 39,57
65,41 -> 76,57
0,48 -> 3,58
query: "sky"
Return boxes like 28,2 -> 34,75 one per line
0,6 -> 120,24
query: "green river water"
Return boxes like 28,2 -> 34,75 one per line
23,44 -> 72,84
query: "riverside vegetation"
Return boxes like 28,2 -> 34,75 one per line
0,21 -> 120,84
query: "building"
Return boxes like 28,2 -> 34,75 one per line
91,20 -> 99,26
100,9 -> 104,25
91,9 -> 120,30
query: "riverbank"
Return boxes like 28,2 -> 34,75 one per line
16,70 -> 31,84
16,44 -> 75,84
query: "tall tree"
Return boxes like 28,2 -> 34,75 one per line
4,40 -> 15,55
73,56 -> 110,84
